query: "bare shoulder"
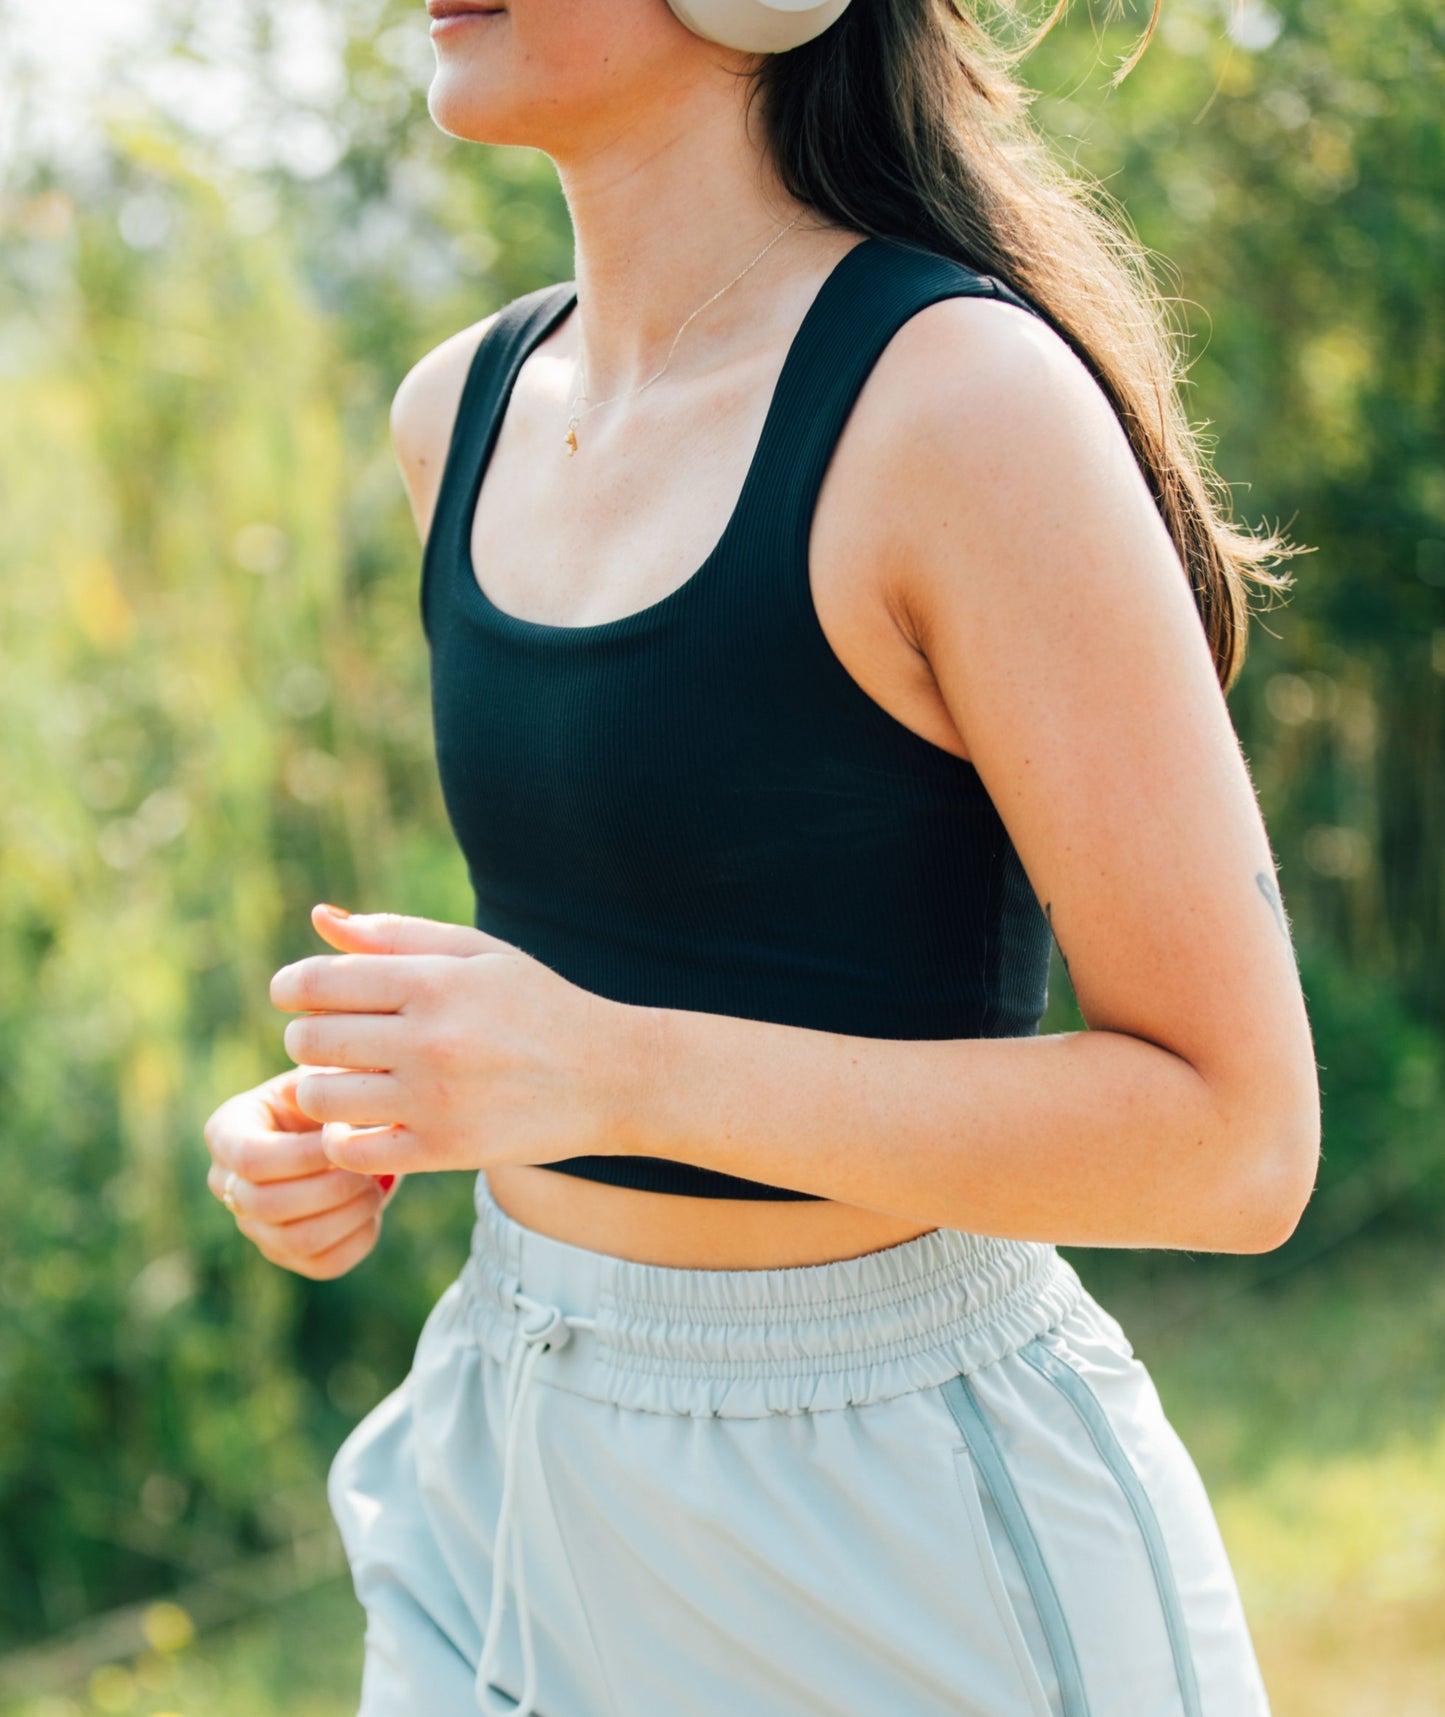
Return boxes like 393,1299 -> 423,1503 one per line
870,291 -> 1156,573
862,290 -> 1194,684
878,288 -> 1119,436
389,310 -> 504,547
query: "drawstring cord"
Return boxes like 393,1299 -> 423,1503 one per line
476,1290 -> 598,1717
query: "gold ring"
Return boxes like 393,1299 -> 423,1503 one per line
222,1170 -> 240,1214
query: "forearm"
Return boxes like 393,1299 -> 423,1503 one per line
616,1008 -> 1306,1254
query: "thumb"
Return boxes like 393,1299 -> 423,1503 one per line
310,903 -> 514,959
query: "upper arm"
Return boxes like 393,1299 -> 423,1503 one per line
389,311 -> 502,549
881,297 -> 1319,1176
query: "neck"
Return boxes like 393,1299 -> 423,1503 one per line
549,78 -> 824,399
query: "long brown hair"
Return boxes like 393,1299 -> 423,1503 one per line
747,0 -> 1301,693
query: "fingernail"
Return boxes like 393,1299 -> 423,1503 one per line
317,902 -> 351,918
375,1174 -> 396,1193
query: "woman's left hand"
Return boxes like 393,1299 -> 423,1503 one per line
269,904 -> 649,1178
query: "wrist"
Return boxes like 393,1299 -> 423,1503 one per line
597,999 -> 674,1158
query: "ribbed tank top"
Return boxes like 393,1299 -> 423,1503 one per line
422,234 -> 1056,1200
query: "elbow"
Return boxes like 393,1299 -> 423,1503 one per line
1223,1108 -> 1322,1255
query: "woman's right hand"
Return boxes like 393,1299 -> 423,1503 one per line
203,1065 -> 395,1279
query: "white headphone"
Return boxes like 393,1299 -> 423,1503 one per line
666,0 -> 855,52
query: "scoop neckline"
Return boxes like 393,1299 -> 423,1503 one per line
452,233 -> 880,644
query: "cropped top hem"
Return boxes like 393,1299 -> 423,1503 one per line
537,1156 -> 826,1202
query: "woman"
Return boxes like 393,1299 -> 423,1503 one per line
202,0 -> 1320,1712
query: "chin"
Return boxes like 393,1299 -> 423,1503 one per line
424,4 -> 704,154
427,23 -> 543,150
427,72 -> 535,150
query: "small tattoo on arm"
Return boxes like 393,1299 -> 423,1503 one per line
1256,869 -> 1301,970
1044,900 -> 1072,983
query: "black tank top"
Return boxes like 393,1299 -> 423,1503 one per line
422,234 -> 1055,1200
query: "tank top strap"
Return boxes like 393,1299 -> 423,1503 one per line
732,235 -> 1058,616
421,279 -> 578,642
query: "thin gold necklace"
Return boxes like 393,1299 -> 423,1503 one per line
563,214 -> 803,457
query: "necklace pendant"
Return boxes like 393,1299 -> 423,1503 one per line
564,423 -> 578,456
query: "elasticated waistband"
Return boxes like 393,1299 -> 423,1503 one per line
450,1172 -> 1088,1418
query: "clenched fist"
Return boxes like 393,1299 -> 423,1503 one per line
203,1064 -> 398,1280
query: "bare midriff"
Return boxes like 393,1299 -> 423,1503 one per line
486,1161 -> 937,1271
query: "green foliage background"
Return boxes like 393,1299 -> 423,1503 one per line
1,0 -> 1441,1701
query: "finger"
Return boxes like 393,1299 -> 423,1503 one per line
282,1014 -> 405,1074
238,1066 -> 330,1133
256,1069 -> 310,1131
208,1063 -> 347,1136
292,1213 -> 383,1281
235,1186 -> 380,1261
321,1121 -> 423,1177
208,1123 -> 333,1184
292,1069 -> 407,1127
270,951 -> 440,1017
219,1164 -> 381,1226
208,1160 -> 251,1213
311,904 -> 515,960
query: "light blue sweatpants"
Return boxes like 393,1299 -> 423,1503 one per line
328,1172 -> 1272,1716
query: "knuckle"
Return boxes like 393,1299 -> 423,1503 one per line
318,1168 -> 353,1200
403,963 -> 438,1010
327,1027 -> 359,1068
431,1073 -> 464,1122
373,913 -> 406,953
430,1027 -> 471,1079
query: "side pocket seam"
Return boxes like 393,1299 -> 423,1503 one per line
949,1447 -> 1054,1717
1017,1338 -> 1203,1717
939,1374 -> 1091,1717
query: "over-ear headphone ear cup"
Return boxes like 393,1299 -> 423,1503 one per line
666,0 -> 853,54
